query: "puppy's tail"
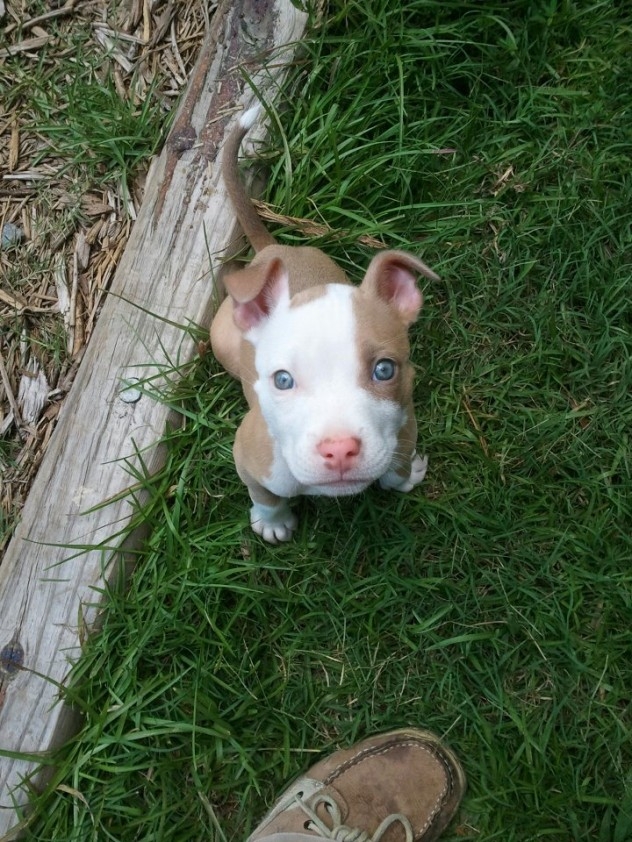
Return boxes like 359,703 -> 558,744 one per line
223,105 -> 275,252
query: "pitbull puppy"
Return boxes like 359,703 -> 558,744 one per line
210,106 -> 439,542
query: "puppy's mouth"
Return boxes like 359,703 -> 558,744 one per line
315,476 -> 373,493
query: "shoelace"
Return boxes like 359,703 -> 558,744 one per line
297,792 -> 414,842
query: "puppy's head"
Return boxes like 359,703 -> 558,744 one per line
224,251 -> 437,496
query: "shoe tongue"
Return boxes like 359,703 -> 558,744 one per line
287,778 -> 323,801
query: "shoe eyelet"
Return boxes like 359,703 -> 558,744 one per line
304,821 -> 314,830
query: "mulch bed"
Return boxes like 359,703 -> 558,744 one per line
0,0 -> 209,556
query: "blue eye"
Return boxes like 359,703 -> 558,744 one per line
273,370 -> 294,390
372,359 -> 396,381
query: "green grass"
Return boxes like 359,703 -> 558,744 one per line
30,69 -> 168,191
14,1 -> 632,840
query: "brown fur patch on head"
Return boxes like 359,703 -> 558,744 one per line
352,288 -> 415,405
289,284 -> 330,309
238,334 -> 259,407
256,245 -> 350,296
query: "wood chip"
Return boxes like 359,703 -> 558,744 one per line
92,29 -> 135,72
8,117 -> 19,172
17,360 -> 50,426
0,351 -> 22,429
0,35 -> 51,59
0,288 -> 28,313
54,253 -> 71,332
75,231 -> 90,270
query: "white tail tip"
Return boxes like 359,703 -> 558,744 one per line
240,104 -> 262,130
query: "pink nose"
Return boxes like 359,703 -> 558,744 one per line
316,436 -> 362,472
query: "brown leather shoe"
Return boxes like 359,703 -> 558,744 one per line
248,728 -> 466,842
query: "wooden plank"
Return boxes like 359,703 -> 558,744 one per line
0,0 -> 308,833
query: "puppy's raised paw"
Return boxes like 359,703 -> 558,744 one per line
408,452 -> 429,487
250,502 -> 298,544
379,452 -> 428,493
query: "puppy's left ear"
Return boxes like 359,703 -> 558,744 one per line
361,250 -> 439,326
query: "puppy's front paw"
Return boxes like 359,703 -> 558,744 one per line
379,452 -> 428,493
408,452 -> 429,486
250,502 -> 298,544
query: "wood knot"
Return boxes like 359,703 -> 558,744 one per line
168,125 -> 197,154
0,635 -> 24,680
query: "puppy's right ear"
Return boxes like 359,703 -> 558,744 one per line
222,257 -> 289,331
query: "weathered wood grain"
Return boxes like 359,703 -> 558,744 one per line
0,0 -> 307,833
